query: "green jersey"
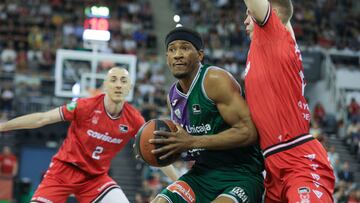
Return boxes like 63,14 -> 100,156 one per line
168,64 -> 264,174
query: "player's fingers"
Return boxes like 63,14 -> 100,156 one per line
151,144 -> 175,154
149,138 -> 174,144
135,154 -> 140,159
159,149 -> 178,160
154,131 -> 174,137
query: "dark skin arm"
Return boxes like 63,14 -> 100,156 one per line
150,68 -> 258,160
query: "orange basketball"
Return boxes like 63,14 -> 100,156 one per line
134,119 -> 180,167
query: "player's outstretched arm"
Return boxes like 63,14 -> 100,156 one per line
0,108 -> 62,132
243,0 -> 269,23
158,164 -> 179,182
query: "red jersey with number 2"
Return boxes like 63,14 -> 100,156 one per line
54,94 -> 144,175
244,8 -> 311,150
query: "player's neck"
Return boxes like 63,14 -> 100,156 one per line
285,22 -> 296,41
104,95 -> 124,117
178,65 -> 200,94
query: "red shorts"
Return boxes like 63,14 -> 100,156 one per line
264,138 -> 335,203
31,159 -> 120,203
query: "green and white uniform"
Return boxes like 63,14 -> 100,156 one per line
159,64 -> 264,203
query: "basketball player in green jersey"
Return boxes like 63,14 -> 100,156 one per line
150,27 -> 264,203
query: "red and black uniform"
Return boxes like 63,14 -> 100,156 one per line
32,94 -> 144,203
245,5 -> 335,203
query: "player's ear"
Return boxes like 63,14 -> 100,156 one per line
198,50 -> 204,62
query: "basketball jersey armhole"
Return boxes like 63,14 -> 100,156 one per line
59,106 -> 65,121
201,66 -> 218,105
252,3 -> 271,27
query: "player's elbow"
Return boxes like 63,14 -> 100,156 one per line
242,125 -> 258,146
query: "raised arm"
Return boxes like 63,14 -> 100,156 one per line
243,0 -> 269,24
0,108 -> 63,132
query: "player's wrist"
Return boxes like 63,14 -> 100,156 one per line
189,136 -> 202,149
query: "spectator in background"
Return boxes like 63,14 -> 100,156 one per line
346,119 -> 360,154
337,161 -> 354,186
1,42 -> 17,73
348,98 -> 360,121
0,146 -> 18,178
327,145 -> 340,173
1,87 -> 14,113
314,102 -> 326,125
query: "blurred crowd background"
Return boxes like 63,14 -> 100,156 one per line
0,0 -> 359,203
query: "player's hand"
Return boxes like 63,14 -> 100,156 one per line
149,124 -> 194,160
132,143 -> 141,160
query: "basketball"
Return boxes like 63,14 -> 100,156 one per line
135,119 -> 180,167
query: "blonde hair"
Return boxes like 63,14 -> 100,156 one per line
270,0 -> 293,24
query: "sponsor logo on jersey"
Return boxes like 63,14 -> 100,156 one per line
32,197 -> 53,203
92,110 -> 102,124
167,181 -> 195,203
309,163 -> 319,170
192,104 -> 201,114
172,99 -> 178,106
244,62 -> 251,77
230,187 -> 249,203
304,154 -> 316,161
174,108 -> 181,119
87,130 -> 122,144
298,187 -> 310,203
187,148 -> 205,157
313,180 -> 321,188
310,173 -> 320,181
66,101 -> 77,111
92,115 -> 100,125
313,189 -> 323,199
119,124 -> 128,133
185,123 -> 211,134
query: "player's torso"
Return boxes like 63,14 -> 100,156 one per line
56,98 -> 137,175
169,65 -> 264,173
244,11 -> 310,150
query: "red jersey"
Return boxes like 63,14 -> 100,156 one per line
54,94 -> 145,175
244,8 -> 310,150
0,154 -> 17,175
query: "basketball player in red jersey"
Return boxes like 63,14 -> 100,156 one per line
242,0 -> 335,202
0,67 -> 178,203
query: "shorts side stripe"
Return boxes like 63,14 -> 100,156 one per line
91,185 -> 120,203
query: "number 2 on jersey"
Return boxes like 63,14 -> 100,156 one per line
92,146 -> 103,160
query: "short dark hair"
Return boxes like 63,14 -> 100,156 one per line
270,0 -> 293,23
165,27 -> 204,50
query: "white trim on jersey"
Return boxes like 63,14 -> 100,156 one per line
59,106 -> 65,121
157,194 -> 173,203
217,194 -> 240,203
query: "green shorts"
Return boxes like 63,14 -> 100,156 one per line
158,167 -> 264,203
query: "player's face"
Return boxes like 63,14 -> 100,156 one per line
104,68 -> 131,103
166,40 -> 203,79
244,9 -> 254,39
